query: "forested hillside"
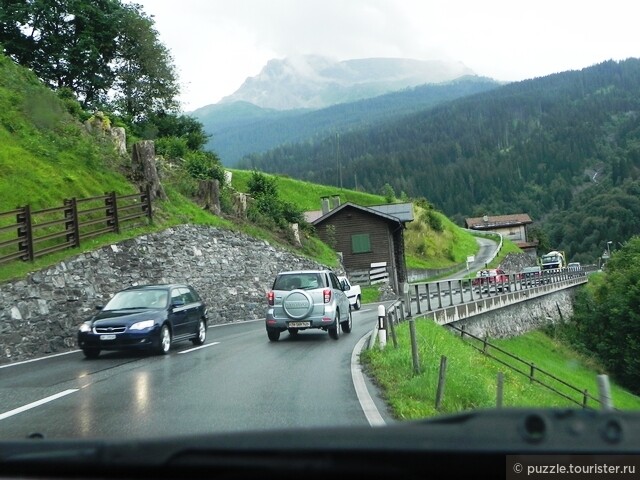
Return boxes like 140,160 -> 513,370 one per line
238,59 -> 640,263
194,76 -> 500,165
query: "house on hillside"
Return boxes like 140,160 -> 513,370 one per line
305,196 -> 413,293
464,213 -> 538,257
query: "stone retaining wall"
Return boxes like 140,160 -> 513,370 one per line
0,224 -> 327,365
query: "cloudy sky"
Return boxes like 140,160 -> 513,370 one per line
132,0 -> 640,112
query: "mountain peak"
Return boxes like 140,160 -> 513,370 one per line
219,55 -> 475,110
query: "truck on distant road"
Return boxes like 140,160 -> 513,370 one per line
540,250 -> 566,270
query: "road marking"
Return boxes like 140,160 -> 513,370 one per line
351,334 -> 386,427
0,350 -> 80,369
177,342 -> 220,354
0,389 -> 78,421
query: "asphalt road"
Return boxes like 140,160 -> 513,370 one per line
0,236 -> 506,441
448,235 -> 499,279
0,305 -> 395,440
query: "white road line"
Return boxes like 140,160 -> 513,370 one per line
0,389 -> 78,421
351,333 -> 386,427
0,321 -> 255,370
0,350 -> 80,369
177,342 -> 220,354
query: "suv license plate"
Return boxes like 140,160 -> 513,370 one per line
288,321 -> 310,328
100,334 -> 116,340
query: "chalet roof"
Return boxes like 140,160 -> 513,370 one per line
465,213 -> 533,230
307,202 -> 414,226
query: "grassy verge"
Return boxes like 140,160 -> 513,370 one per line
360,318 -> 640,420
361,285 -> 381,304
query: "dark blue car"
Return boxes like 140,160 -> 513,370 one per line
77,284 -> 208,359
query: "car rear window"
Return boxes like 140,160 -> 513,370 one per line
273,273 -> 323,291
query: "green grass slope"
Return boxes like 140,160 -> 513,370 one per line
0,55 -> 138,211
361,319 -> 640,419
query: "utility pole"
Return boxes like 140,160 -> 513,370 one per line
336,133 -> 342,188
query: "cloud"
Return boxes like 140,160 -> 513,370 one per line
133,0 -> 640,111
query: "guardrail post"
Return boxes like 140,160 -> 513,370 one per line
388,311 -> 397,348
436,282 -> 443,309
448,280 -> 453,306
402,282 -> 411,318
414,284 -> 422,314
426,283 -> 432,311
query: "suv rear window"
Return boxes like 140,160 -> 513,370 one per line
273,273 -> 324,291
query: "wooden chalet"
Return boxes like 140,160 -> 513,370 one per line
464,213 -> 538,256
305,196 -> 413,293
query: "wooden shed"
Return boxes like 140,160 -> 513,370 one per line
307,198 -> 413,293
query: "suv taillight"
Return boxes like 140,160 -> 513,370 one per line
267,291 -> 275,306
323,289 -> 331,303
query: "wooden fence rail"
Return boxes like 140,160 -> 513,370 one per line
349,262 -> 389,286
366,302 -> 610,410
449,323 -> 606,410
0,187 -> 151,266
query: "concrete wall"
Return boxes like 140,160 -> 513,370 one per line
438,288 -> 577,339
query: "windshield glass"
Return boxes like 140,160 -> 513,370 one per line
103,290 -> 168,310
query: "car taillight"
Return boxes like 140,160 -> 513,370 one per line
267,291 -> 274,306
323,289 -> 332,303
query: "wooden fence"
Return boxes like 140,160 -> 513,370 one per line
0,188 -> 152,266
349,261 -> 389,285
449,323 -> 608,410
366,302 -> 613,411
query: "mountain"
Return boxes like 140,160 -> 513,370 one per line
219,55 -> 475,110
192,76 -> 500,165
237,58 -> 640,264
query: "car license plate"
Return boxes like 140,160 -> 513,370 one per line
288,321 -> 310,328
100,334 -> 116,340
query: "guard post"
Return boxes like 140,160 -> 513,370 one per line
377,304 -> 387,349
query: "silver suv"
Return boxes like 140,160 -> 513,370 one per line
265,269 -> 352,341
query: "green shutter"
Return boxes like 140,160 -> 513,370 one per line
351,233 -> 371,253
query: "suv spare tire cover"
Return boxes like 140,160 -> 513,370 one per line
282,291 -> 314,319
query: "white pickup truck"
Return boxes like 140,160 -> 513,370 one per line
339,276 -> 362,310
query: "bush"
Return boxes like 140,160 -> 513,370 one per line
183,150 -> 225,184
567,237 -> 640,394
156,136 -> 189,159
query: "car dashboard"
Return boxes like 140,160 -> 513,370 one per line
1,408 -> 639,479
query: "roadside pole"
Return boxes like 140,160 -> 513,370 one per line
377,304 -> 387,349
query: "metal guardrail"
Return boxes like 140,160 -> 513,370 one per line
403,268 -> 588,325
366,271 -> 610,410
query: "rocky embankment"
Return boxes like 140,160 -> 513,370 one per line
0,224 -> 329,365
